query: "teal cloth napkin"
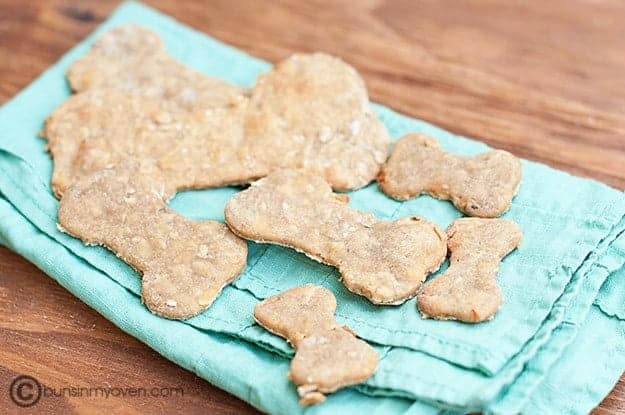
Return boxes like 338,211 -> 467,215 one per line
1,2 -> 624,413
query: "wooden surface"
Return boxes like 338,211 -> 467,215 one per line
0,0 -> 624,413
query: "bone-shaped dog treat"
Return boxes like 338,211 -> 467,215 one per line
44,26 -> 390,197
243,52 -> 390,190
225,169 -> 447,305
378,133 -> 522,218
67,25 -> 244,108
57,161 -> 248,319
254,284 -> 378,405
45,24 -> 248,198
44,89 -> 252,198
417,218 -> 522,323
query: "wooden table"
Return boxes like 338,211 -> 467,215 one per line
1,0 -> 624,413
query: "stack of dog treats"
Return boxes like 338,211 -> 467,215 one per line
45,25 -> 523,405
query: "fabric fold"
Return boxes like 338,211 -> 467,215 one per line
1,2 -> 624,413
2,0 -> 625,375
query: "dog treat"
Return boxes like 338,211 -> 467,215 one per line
254,284 -> 378,405
378,133 -> 522,218
225,169 -> 447,305
46,24 -> 248,198
67,25 -> 244,108
44,27 -> 390,197
417,218 -> 522,323
57,161 -> 248,319
243,52 -> 390,191
44,89 -> 252,198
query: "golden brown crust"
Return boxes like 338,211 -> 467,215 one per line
253,284 -> 338,348
57,161 -> 248,319
254,285 -> 378,405
44,27 -> 390,197
378,133 -> 522,218
44,89 -> 254,198
244,53 -> 390,191
225,169 -> 448,305
417,218 -> 522,323
67,25 -> 243,107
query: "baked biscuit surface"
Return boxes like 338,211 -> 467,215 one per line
417,218 -> 522,323
45,89 -> 254,197
45,27 -> 391,196
57,162 -> 248,319
245,53 -> 390,191
254,285 -> 378,405
379,133 -> 522,217
225,169 -> 447,305
67,25 -> 243,107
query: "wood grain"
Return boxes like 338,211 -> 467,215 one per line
0,247 -> 259,414
0,0 -> 623,413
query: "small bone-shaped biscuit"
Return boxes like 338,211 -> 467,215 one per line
44,26 -> 390,197
57,162 -> 248,319
378,134 -> 522,218
225,169 -> 447,305
254,284 -> 378,405
417,218 -> 522,323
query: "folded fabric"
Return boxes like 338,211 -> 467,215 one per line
1,192 -> 624,415
0,197 -> 424,414
0,2 -> 623,414
525,279 -> 625,414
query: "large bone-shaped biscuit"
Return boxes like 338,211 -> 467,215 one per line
243,52 -> 390,190
254,284 -> 378,405
417,218 -> 522,323
57,162 -> 248,319
44,89 -> 252,198
378,134 -> 522,217
46,24 -> 249,198
44,26 -> 390,197
224,169 -> 447,305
